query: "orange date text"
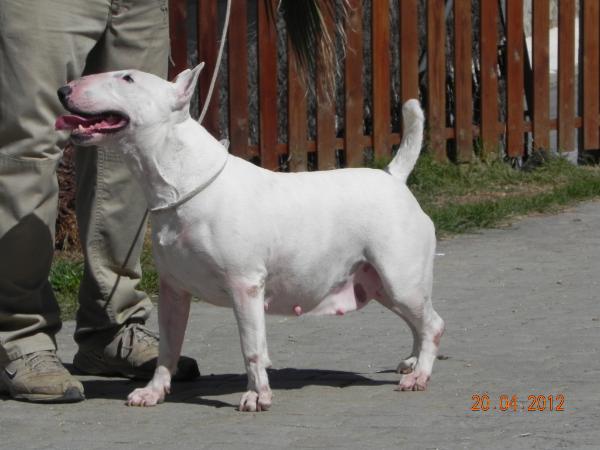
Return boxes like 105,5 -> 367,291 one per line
471,393 -> 565,412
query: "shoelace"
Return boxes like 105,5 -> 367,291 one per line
119,324 -> 159,357
26,351 -> 63,373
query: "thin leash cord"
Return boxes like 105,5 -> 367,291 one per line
107,0 -> 232,304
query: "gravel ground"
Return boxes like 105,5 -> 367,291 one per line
2,201 -> 599,450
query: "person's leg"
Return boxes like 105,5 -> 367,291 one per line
72,0 -> 199,380
72,0 -> 169,344
0,0 -> 108,401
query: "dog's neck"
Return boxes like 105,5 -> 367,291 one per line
117,118 -> 228,211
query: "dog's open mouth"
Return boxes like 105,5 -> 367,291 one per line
55,111 -> 129,139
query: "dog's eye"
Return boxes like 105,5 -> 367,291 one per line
122,74 -> 134,83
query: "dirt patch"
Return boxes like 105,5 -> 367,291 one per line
430,182 -> 558,207
56,144 -> 80,251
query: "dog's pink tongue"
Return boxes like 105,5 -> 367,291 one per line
55,114 -> 97,131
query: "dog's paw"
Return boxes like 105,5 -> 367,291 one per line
238,389 -> 272,412
126,387 -> 166,407
396,371 -> 430,391
396,356 -> 418,374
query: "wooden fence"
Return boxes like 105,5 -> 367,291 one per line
168,0 -> 596,169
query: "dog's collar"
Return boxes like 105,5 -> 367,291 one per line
149,155 -> 228,213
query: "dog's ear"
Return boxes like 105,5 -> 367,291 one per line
173,63 -> 205,110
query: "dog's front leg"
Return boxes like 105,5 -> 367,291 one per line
230,278 -> 273,412
127,279 -> 191,407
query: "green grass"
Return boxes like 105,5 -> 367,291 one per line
51,243 -> 158,321
139,240 -> 159,294
406,154 -> 600,235
49,257 -> 82,320
51,154 -> 600,319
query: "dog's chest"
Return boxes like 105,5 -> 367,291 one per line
156,223 -> 179,247
153,219 -> 197,252
151,218 -> 230,304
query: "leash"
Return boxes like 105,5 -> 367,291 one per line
108,0 -> 232,303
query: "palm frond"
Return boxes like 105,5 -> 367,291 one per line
265,0 -> 350,95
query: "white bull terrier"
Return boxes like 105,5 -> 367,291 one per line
55,64 -> 445,412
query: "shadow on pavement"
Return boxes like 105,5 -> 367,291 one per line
79,367 -> 396,407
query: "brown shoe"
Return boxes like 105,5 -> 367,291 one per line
0,350 -> 84,403
73,322 -> 199,381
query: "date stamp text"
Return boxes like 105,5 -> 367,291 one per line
471,393 -> 565,412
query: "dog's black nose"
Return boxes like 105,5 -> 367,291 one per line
57,86 -> 72,107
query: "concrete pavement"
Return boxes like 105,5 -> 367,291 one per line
2,201 -> 599,449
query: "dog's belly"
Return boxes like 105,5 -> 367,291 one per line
264,262 -> 384,316
160,261 -> 384,317
152,212 -> 388,316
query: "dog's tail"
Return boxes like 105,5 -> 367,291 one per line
386,99 -> 424,183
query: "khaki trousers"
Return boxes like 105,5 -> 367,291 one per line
0,0 -> 169,362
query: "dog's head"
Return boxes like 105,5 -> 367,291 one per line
55,64 -> 205,145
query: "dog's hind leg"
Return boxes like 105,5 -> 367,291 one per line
395,317 -> 420,374
229,277 -> 273,412
127,279 -> 191,407
354,262 -> 426,376
396,294 -> 443,391
370,237 -> 444,391
377,286 -> 444,391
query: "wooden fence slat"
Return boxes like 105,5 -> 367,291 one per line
188,0 -> 593,170
532,0 -> 550,151
288,43 -> 308,171
427,0 -> 446,161
228,0 -> 249,158
168,0 -> 188,80
258,0 -> 279,170
454,0 -> 473,162
316,3 -> 337,170
197,0 -> 220,136
372,0 -> 391,160
582,0 -> 600,150
399,0 -> 419,104
506,0 -> 525,158
479,0 -> 499,158
558,0 -> 576,153
344,0 -> 364,167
